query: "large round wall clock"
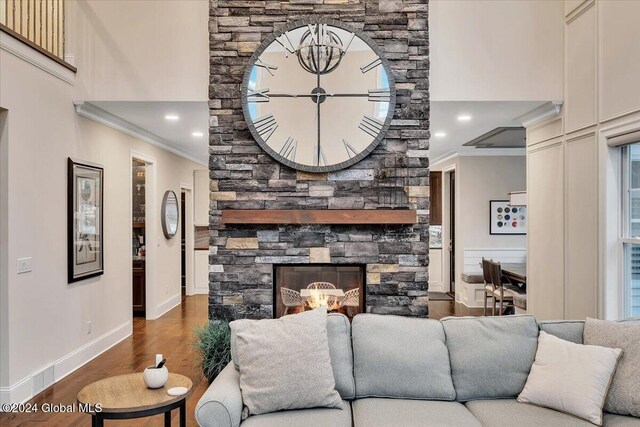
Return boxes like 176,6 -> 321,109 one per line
241,19 -> 396,173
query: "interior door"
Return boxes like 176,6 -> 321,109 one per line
449,171 -> 456,295
181,191 -> 186,296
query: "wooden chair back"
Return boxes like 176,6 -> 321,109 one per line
489,260 -> 504,291
482,258 -> 493,286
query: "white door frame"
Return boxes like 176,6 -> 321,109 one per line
180,182 -> 195,296
442,165 -> 456,296
0,109 -> 9,391
130,150 -> 158,320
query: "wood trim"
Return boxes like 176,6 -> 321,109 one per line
0,22 -> 76,72
221,209 -> 418,225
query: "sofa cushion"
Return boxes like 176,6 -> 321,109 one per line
230,308 -> 342,416
240,400 -> 351,427
518,331 -> 621,425
584,318 -> 640,418
352,314 -> 456,400
326,313 -> 356,399
441,315 -> 538,401
231,312 -> 355,400
603,413 -> 640,426
539,320 -> 585,344
352,398 -> 482,427
465,400 -> 593,427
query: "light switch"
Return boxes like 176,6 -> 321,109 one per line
17,257 -> 32,274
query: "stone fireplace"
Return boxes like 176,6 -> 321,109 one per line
208,0 -> 429,321
274,264 -> 365,317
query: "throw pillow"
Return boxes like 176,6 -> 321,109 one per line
517,331 -> 621,425
229,307 -> 342,416
584,317 -> 640,417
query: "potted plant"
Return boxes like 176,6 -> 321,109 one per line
194,320 -> 231,382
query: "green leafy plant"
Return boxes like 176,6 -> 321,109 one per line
194,320 -> 232,382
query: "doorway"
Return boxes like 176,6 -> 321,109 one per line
445,170 -> 456,296
181,190 -> 186,297
132,160 -> 146,316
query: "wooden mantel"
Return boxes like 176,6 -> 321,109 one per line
221,209 -> 418,225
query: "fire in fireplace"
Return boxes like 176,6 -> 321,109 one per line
274,265 -> 365,319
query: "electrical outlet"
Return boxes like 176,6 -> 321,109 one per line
16,257 -> 32,274
87,321 -> 92,335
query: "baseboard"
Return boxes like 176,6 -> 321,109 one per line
154,293 -> 182,319
0,376 -> 30,406
193,285 -> 209,295
428,282 -> 445,293
0,320 -> 131,405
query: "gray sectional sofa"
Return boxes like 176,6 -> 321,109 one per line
195,314 -> 640,427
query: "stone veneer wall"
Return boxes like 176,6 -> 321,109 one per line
209,0 -> 429,320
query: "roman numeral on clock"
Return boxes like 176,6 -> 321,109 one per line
254,114 -> 278,142
359,115 -> 385,138
255,58 -> 278,76
368,88 -> 391,102
360,58 -> 382,74
278,137 -> 297,161
275,32 -> 297,55
343,139 -> 358,159
314,147 -> 328,167
308,23 -> 328,45
247,88 -> 270,103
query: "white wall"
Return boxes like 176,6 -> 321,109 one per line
66,0 -> 208,101
0,110 -> 9,389
432,156 -> 526,305
0,45 -> 201,403
429,0 -> 564,102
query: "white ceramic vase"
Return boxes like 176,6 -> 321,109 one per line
143,365 -> 168,389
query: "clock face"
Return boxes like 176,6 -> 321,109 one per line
241,19 -> 396,172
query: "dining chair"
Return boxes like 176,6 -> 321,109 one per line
307,282 -> 336,289
341,288 -> 359,307
280,287 -> 304,315
488,261 -> 515,316
482,258 -> 494,316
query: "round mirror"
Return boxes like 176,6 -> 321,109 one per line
241,19 -> 396,172
161,191 -> 179,239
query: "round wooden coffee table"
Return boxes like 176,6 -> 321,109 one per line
77,372 -> 192,427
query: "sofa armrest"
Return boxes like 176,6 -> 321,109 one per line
195,363 -> 243,427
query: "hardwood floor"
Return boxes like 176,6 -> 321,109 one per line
0,295 -> 210,427
0,295 -> 484,426
428,300 -> 485,320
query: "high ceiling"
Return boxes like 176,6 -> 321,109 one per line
429,101 -> 546,165
90,101 -> 209,165
86,100 -> 547,168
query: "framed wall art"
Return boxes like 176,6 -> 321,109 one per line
490,200 -> 526,235
68,158 -> 104,283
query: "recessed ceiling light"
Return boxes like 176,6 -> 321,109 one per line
434,131 -> 447,138
165,114 -> 179,121
457,115 -> 472,121
192,131 -> 204,137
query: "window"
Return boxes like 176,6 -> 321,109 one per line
621,143 -> 640,318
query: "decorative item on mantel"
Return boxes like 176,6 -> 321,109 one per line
379,155 -> 408,209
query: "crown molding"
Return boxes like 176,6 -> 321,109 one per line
0,30 -> 75,84
74,102 -> 207,166
515,101 -> 563,128
430,147 -> 526,169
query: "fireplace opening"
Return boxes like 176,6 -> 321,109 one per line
274,264 -> 365,319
